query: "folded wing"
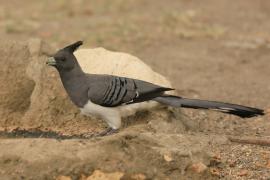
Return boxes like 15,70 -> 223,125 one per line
87,74 -> 173,107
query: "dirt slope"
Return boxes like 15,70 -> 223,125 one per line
0,0 -> 269,179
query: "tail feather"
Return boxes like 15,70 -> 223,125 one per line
154,95 -> 264,118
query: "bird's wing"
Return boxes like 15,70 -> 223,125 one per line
87,74 -> 174,107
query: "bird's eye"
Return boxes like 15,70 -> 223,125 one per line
59,58 -> 66,62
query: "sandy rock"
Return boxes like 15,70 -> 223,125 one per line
188,162 -> 208,173
56,175 -> 72,180
237,169 -> 249,177
85,170 -> 124,180
0,40 -> 34,126
0,131 -> 214,179
210,168 -> 221,177
0,39 -> 173,133
267,160 -> 270,169
130,173 -> 146,180
1,39 -> 217,179
163,153 -> 173,162
74,48 -> 172,87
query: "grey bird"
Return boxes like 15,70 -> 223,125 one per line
46,41 -> 264,135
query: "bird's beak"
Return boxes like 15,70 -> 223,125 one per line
46,57 -> 57,66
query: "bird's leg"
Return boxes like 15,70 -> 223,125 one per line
107,128 -> 119,135
96,128 -> 119,137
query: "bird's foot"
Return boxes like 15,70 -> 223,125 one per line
81,132 -> 95,138
96,128 -> 119,137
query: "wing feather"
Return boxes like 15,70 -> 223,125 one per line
87,74 -> 173,107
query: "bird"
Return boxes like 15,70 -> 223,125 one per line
46,41 -> 264,135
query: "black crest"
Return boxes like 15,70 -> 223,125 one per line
63,41 -> 83,53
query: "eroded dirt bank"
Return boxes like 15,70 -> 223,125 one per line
0,0 -> 270,179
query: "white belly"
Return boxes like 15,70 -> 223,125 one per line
80,100 -> 160,129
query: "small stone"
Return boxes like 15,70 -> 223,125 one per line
189,162 -> 208,173
210,168 -> 220,176
86,170 -> 124,180
163,153 -> 173,162
131,173 -> 146,180
56,176 -> 72,180
228,160 -> 236,167
265,108 -> 270,114
237,169 -> 248,176
266,160 -> 270,169
210,154 -> 222,166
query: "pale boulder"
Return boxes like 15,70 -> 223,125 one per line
74,48 -> 172,88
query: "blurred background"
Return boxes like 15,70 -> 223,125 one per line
0,0 -> 270,106
0,1 -> 270,179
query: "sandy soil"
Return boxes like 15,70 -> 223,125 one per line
0,0 -> 270,179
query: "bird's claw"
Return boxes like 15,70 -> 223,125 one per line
96,128 -> 119,137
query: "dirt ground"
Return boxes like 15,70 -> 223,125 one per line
0,0 -> 270,179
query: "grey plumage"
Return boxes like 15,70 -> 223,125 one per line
87,75 -> 173,107
154,96 -> 264,118
46,41 -> 264,132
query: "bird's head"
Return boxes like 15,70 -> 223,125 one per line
46,41 -> 83,71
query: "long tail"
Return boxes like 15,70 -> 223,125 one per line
154,95 -> 264,118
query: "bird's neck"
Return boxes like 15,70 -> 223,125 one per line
57,67 -> 88,107
58,67 -> 87,93
58,66 -> 85,82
